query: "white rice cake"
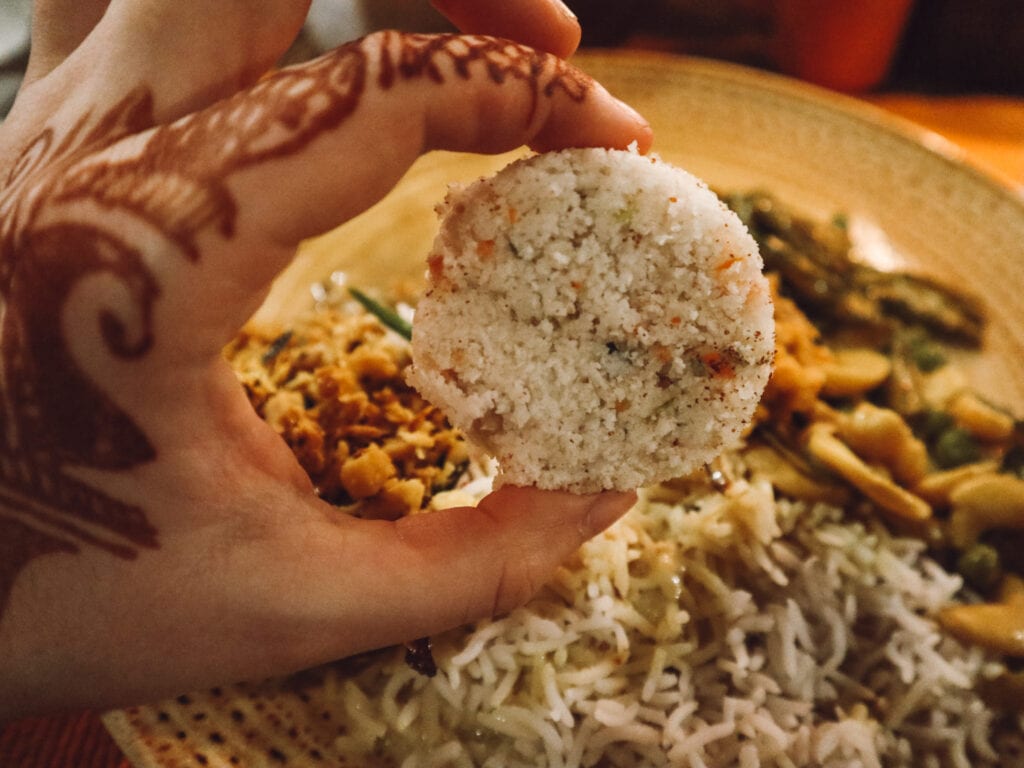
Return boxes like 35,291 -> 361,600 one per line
407,148 -> 774,492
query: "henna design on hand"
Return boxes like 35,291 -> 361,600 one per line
0,32 -> 593,619
0,92 -> 165,617
376,32 -> 590,119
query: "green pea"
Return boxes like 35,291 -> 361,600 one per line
957,543 -> 1002,593
910,339 -> 947,372
933,427 -> 982,469
910,410 -> 955,442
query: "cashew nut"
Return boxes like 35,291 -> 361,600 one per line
743,444 -> 850,505
939,576 -> 1024,657
947,391 -> 1015,443
913,461 -> 1001,507
947,473 -> 1024,548
834,402 -> 929,486
821,347 -> 892,398
804,423 -> 931,522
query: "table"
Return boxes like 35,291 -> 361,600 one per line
1,91 -> 1021,768
867,94 -> 1024,192
0,711 -> 128,768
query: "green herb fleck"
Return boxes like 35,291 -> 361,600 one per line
909,409 -> 955,442
614,199 -> 638,226
261,331 -> 293,365
348,287 -> 412,340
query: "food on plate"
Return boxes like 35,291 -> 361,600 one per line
733,192 -> 1024,669
224,308 -> 469,519
722,191 -> 987,347
406,148 -> 775,493
107,194 -> 1024,768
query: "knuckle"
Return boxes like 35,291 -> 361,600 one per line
487,548 -> 548,617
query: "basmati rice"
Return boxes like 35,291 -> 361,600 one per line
321,469 -> 1023,766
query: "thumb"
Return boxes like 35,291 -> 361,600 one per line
282,486 -> 636,663
396,486 -> 635,620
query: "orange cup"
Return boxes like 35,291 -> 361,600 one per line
773,0 -> 915,92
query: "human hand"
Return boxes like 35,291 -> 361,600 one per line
0,0 -> 650,718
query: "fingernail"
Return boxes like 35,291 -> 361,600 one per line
612,97 -> 654,152
581,491 -> 636,537
620,95 -> 645,119
554,0 -> 578,22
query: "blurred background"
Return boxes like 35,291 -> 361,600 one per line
298,0 -> 1024,95
1,0 -> 1022,114
296,0 -> 1024,192
0,0 -> 1020,186
576,0 -> 1024,96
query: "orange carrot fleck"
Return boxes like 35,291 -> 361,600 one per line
716,254 -> 743,272
428,253 -> 444,278
476,240 -> 495,258
701,351 -> 736,379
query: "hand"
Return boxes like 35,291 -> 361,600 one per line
0,0 -> 650,718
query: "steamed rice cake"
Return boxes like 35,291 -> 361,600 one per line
406,148 -> 774,492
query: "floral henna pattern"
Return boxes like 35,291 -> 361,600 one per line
376,32 -> 590,117
0,32 -> 592,618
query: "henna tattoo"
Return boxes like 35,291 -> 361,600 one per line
0,93 -> 163,616
0,32 -> 593,618
0,42 -> 371,617
376,32 -> 590,124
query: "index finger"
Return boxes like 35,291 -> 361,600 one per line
431,0 -> 582,59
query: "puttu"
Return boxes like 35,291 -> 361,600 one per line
406,148 -> 774,492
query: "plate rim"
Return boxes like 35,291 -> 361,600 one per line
573,48 -> 1024,207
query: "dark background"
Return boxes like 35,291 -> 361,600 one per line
572,0 -> 1024,95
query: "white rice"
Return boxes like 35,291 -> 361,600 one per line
323,471 -> 1024,767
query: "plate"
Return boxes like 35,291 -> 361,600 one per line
105,50 -> 1024,767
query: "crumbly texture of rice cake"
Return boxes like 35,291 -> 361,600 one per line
406,148 -> 774,492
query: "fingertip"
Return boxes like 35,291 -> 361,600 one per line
629,115 -> 656,155
555,9 -> 583,61
583,490 -> 637,535
528,87 -> 654,154
333,483 -> 637,645
481,484 -> 636,539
